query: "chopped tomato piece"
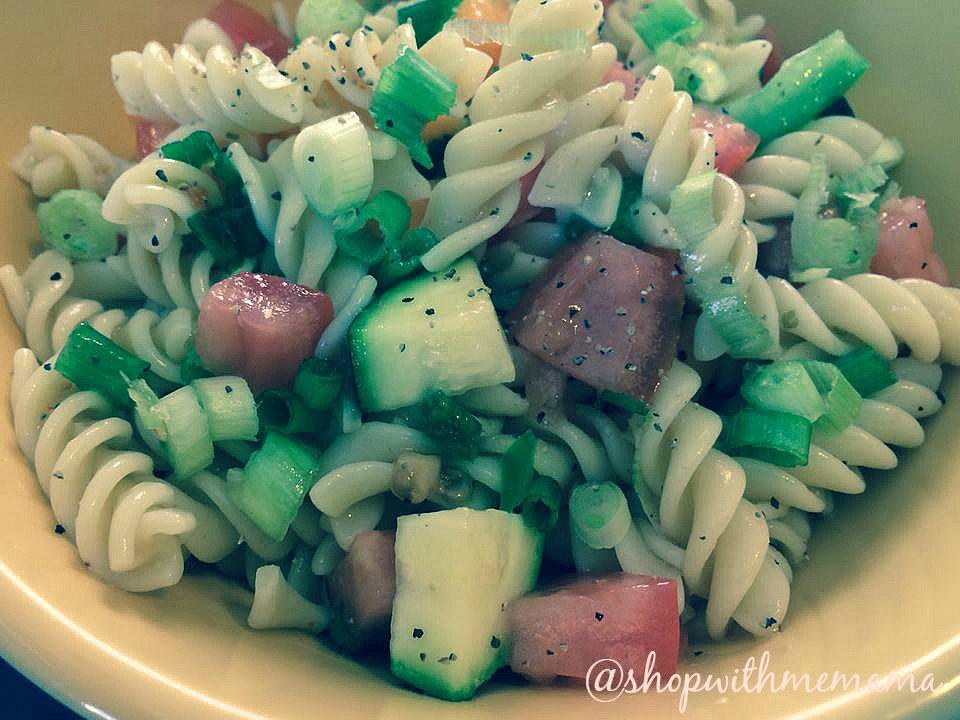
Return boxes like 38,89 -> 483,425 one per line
692,105 -> 760,177
207,0 -> 290,63
872,197 -> 950,285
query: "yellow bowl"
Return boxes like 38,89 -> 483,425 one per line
0,1 -> 958,718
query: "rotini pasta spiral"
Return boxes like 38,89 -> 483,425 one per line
11,126 -> 130,198
12,358 -> 238,591
0,250 -> 193,381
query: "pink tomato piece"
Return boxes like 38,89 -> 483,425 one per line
602,61 -> 640,101
872,197 -> 950,285
207,0 -> 291,63
196,272 -> 334,394
508,160 -> 546,228
327,530 -> 397,650
692,105 -> 760,177
135,118 -> 178,159
507,573 -> 680,684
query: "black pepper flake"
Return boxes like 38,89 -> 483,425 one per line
693,650 -> 704,657
556,280 -> 565,289
583,319 -> 591,329
412,628 -> 424,639
155,169 -> 168,182
595,612 -> 604,621
546,649 -> 555,655
568,306 -> 579,318
386,119 -> 395,128
921,261 -> 928,269
444,267 -> 458,279
50,272 -> 62,282
490,636 -> 501,649
425,307 -> 436,316
54,524 -> 65,535
43,363 -> 52,371
625,362 -> 637,371
52,471 -> 64,480
720,275 -> 733,285
63,233 -> 71,240
523,151 -> 533,161
598,267 -> 607,274
399,343 -> 406,353
307,155 -> 316,163
698,535 -> 706,541
328,40 -> 337,50
151,235 -> 159,246
910,222 -> 919,229
631,131 -> 645,140
536,411 -> 546,424
224,385 -> 233,394
770,497 -> 780,509
763,617 -> 778,629
401,296 -> 415,303
337,77 -> 347,85
271,191 -> 282,201
653,422 -> 663,432
419,653 -> 426,661
91,356 -> 99,365
521,52 -> 534,61
673,263 -> 685,275
438,653 -> 457,664
573,355 -> 586,366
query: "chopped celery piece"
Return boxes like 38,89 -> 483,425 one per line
790,155 -> 878,279
258,389 -> 328,434
599,389 -> 649,416
136,385 -> 215,479
520,476 -> 562,534
832,347 -> 897,398
372,227 -> 439,288
295,0 -> 365,42
726,31 -> 870,143
192,376 -> 259,442
740,361 -> 825,422
37,190 -> 119,260
293,357 -> 343,411
187,206 -> 266,265
181,344 -> 213,384
228,432 -> 320,542
725,407 -> 811,467
418,391 -> 482,459
499,430 -> 537,513
669,171 -> 717,251
701,292 -> 774,359
800,360 -> 862,434
333,191 -> 411,264
632,0 -> 703,51
370,46 -> 457,168
398,0 -> 464,45
55,323 -> 149,408
569,481 -> 631,549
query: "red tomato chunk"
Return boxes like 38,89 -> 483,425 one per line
196,272 -> 334,394
207,0 -> 291,63
135,118 -> 178,159
872,196 -> 949,285
509,233 -> 684,404
327,530 -> 397,650
507,573 -> 680,684
692,105 -> 760,178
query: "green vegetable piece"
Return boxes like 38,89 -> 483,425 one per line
418,391 -> 483,459
180,343 -> 214,384
499,430 -> 537,513
133,384 -> 216,479
161,130 -> 244,205
654,41 -> 726,101
293,357 -> 343,411
740,361 -> 826,422
37,190 -> 119,260
55,323 -> 149,408
373,227 -> 439,288
800,360 -> 862,434
831,163 -> 888,199
632,0 -> 703,51
397,0 -> 464,45
831,346 -> 897,397
726,31 -> 870,143
520,475 -> 562,534
295,0 -> 366,42
701,293 -> 774,359
334,191 -> 411,264
258,389 -> 328,434
725,407 -> 812,467
599,389 -> 650,416
569,481 -> 632,549
608,176 -> 645,246
192,376 -> 259,442
369,46 -> 457,168
228,432 -> 320,542
187,205 -> 266,265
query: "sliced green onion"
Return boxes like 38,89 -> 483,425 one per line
292,112 -> 374,216
293,357 -> 343,411
258,389 -> 328,434
725,407 -> 812,467
608,176 -> 645,246
831,164 -> 888,199
181,344 -> 213,384
369,46 -> 457,169
654,41 -> 725,101
669,170 -> 717,251
192,376 -> 259,442
294,0 -> 366,43
398,0 -> 464,45
599,390 -> 649,416
37,190 -> 120,260
418,390 -> 482,459
740,361 -> 825,422
499,430 -> 537,513
569,481 -> 631,549
135,385 -> 215,479
187,205 -> 266,265
333,191 -> 411,265
55,323 -> 149,408
701,293 -> 774,359
800,360 -> 862,434
372,227 -> 439,288
161,130 -> 244,205
520,476 -> 562,534
227,432 -> 320,542
631,0 -> 703,51
726,31 -> 870,143
831,346 -> 897,398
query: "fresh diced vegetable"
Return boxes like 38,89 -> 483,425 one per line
208,0 -> 290,63
292,112 -> 374,217
499,430 -> 537,514
350,257 -> 515,412
133,383 -> 215,479
135,118 -> 177,159
180,343 -> 214,384
369,47 -> 457,169
258,389 -> 327,434
691,106 -> 760,177
192,376 -> 259,442
507,161 -> 546,228
831,346 -> 897,397
371,227 -> 440,288
327,530 -> 397,650
725,407 -> 812,467
334,191 -> 411,265
602,61 -> 640,101
631,0 -> 703,52
196,272 -> 334,394
599,389 -> 649,416
418,391 -> 483,459
292,357 -> 343,411
390,508 -> 543,701
832,164 -> 887,198
55,323 -> 149,408
507,573 -> 680,684
700,291 -> 774,358
509,233 -> 684,404
294,0 -> 366,42
800,360 -> 862,434
740,361 -> 825,423
161,130 -> 243,204
398,0 -> 465,45
569,481 -> 632,549
187,206 -> 266,265
37,190 -> 120,260
653,41 -> 726,101
227,432 -> 320,542
668,170 -> 718,250
726,31 -> 870,143
872,197 -> 949,285
521,476 -> 562,534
